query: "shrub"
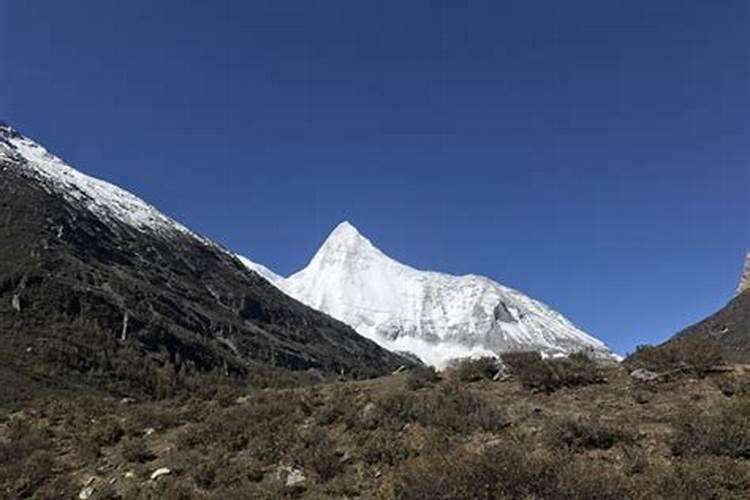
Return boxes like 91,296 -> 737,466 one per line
358,428 -> 411,466
0,419 -> 49,462
450,357 -> 499,382
406,365 -> 440,390
8,451 -> 57,499
390,442 -> 646,500
654,456 -> 750,500
671,398 -> 750,459
554,459 -> 633,500
545,415 -> 636,451
313,384 -> 359,427
194,462 -> 218,490
553,351 -> 606,386
502,351 -> 559,391
501,351 -> 604,393
0,423 -> 61,499
176,390 -> 307,462
121,437 -> 156,463
621,444 -> 649,475
392,441 -> 633,500
376,383 -> 510,433
88,417 -> 125,447
293,427 -> 343,482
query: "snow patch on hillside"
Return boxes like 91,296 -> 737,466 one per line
1,124 -> 201,239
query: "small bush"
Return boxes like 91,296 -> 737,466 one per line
671,398 -> 750,459
451,357 -> 499,382
545,416 -> 636,451
89,417 -> 125,447
194,463 -> 217,490
293,427 -> 343,482
392,441 -> 633,500
314,385 -> 359,427
8,451 -> 57,499
176,390 -> 307,462
621,444 -> 649,475
654,456 -> 750,499
392,444 -> 548,500
554,459 -> 633,500
501,351 -> 604,393
121,437 -> 156,463
554,351 -> 606,386
376,383 -> 510,433
501,351 -> 557,390
406,365 -> 440,390
358,428 -> 411,466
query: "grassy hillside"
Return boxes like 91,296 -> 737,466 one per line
2,357 -> 749,499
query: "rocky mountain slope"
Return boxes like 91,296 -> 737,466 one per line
671,291 -> 750,363
660,252 -> 750,363
241,222 -> 612,366
0,123 -> 409,399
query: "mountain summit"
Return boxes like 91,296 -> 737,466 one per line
242,222 -> 613,366
303,221 -> 383,269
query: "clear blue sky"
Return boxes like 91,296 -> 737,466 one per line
1,1 -> 748,355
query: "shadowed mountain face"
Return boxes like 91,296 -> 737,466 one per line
0,123 -> 409,399
672,290 -> 750,363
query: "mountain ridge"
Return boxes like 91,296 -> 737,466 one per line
0,123 -> 411,398
666,252 -> 750,362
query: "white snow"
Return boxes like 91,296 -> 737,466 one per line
1,125 -> 201,239
237,255 -> 285,284
738,252 -> 749,294
241,221 -> 612,367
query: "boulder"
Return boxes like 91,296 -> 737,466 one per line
275,465 -> 306,487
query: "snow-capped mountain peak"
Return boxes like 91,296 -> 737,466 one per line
240,221 -> 613,366
324,220 -> 366,247
304,221 -> 381,267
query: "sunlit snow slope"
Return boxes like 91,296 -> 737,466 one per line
0,125 -> 202,239
240,222 -> 612,366
738,252 -> 749,295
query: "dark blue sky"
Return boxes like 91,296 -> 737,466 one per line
2,1 -> 748,355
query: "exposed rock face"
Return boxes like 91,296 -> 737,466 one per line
738,252 -> 750,294
0,123 -> 409,398
274,465 -> 306,487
